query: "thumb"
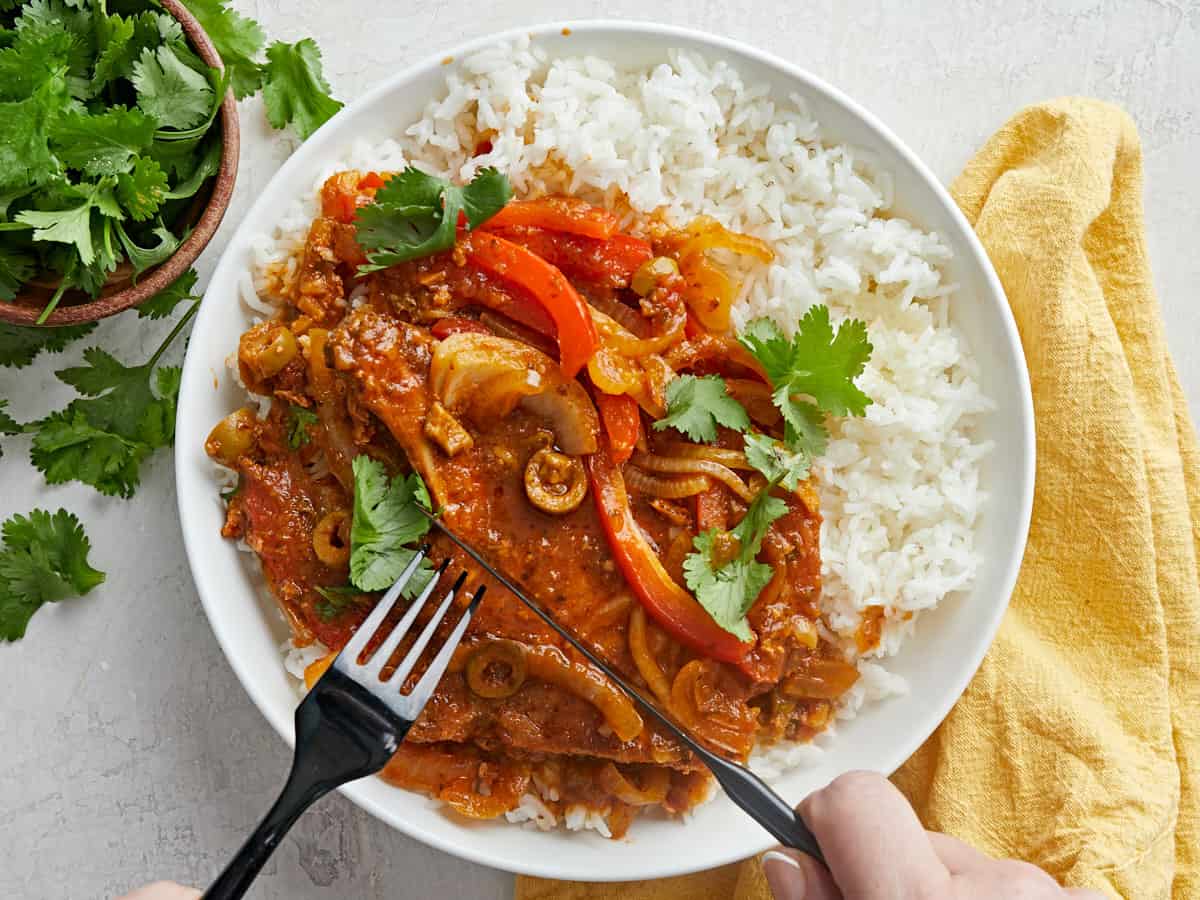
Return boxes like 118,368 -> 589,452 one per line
762,849 -> 842,900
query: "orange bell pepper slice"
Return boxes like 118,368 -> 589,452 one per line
463,231 -> 599,376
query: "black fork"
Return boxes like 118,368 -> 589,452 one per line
202,550 -> 484,900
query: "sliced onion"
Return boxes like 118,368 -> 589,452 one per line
653,442 -> 752,470
598,762 -> 670,806
628,605 -> 672,704
526,645 -> 644,742
431,332 -> 599,454
630,451 -> 756,502
623,466 -> 710,499
590,303 -> 686,357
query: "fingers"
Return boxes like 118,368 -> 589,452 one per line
927,830 -> 990,874
762,848 -> 842,900
799,771 -> 951,898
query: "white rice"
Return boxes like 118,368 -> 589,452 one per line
235,37 -> 991,833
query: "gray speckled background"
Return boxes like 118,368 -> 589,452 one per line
2,1 -> 1197,897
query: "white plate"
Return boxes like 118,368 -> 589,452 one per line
175,20 -> 1035,882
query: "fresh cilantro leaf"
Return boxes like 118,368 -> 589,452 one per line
653,374 -> 750,443
90,12 -> 137,92
461,167 -> 513,228
314,584 -> 368,621
0,246 -> 34,300
13,0 -> 93,98
354,167 -> 511,272
0,72 -> 70,191
743,432 -> 809,491
29,301 -> 197,496
775,389 -> 828,459
286,404 -> 319,450
0,321 -> 95,367
739,308 -> 873,417
132,44 -> 214,131
0,401 -> 18,435
0,399 -> 18,458
48,107 -> 156,177
180,0 -> 265,99
16,178 -> 120,266
349,455 -> 434,594
162,134 -> 219,200
0,508 -> 105,642
116,156 -> 168,221
732,489 -> 789,559
137,266 -> 199,319
114,220 -> 179,274
0,23 -> 72,100
682,489 -> 788,640
683,532 -> 774,642
261,38 -> 342,140
147,134 -> 203,179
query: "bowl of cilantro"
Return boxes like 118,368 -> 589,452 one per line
0,0 -> 237,326
0,0 -> 250,326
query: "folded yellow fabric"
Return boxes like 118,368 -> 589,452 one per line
516,98 -> 1200,900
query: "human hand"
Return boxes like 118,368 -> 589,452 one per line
117,882 -> 200,900
762,772 -> 1105,899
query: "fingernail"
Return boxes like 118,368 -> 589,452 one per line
762,849 -> 806,900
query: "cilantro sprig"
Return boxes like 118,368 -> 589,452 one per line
28,292 -> 199,497
354,167 -> 512,272
0,508 -> 105,642
663,304 -> 873,639
349,456 -> 435,596
181,1 -> 343,138
683,489 -> 788,641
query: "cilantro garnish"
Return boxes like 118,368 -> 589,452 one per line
349,456 -> 435,596
743,432 -> 809,492
668,305 -> 873,640
314,584 -> 367,622
739,307 -> 872,436
0,508 -> 105,642
0,0 -> 340,322
683,489 -> 789,641
286,404 -> 319,450
28,299 -> 198,497
654,374 -> 751,443
354,167 -> 512,272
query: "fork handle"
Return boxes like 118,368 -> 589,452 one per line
703,750 -> 826,863
202,764 -> 338,900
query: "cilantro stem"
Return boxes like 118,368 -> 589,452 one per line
35,282 -> 70,326
146,299 -> 200,368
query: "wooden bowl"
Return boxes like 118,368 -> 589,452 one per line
0,0 -> 239,327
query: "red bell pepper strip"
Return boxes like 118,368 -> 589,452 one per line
484,197 -> 619,240
462,231 -> 599,376
594,392 -> 641,464
586,447 -> 753,664
487,226 -> 652,290
430,316 -> 491,340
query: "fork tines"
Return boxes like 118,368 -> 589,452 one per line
334,547 -> 486,712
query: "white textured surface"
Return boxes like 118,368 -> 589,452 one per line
0,3 -> 1196,898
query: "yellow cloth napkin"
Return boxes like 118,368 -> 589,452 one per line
516,98 -> 1200,900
